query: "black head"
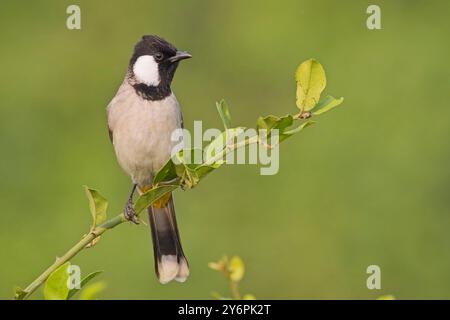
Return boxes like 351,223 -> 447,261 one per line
128,35 -> 192,100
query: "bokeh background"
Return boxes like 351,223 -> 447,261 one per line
1,0 -> 449,299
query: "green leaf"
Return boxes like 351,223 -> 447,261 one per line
204,127 -> 245,164
280,120 -> 315,142
312,95 -> 344,115
296,59 -> 326,111
67,270 -> 103,300
84,186 -> 108,227
181,168 -> 198,189
257,115 -> 313,143
134,184 -> 179,214
153,159 -> 177,185
195,164 -> 220,181
44,262 -> 70,300
257,115 -> 293,132
243,294 -> 256,300
216,99 -> 232,129
229,256 -> 245,282
174,148 -> 204,169
257,115 -> 279,130
78,281 -> 106,300
172,148 -> 208,189
196,127 -> 246,181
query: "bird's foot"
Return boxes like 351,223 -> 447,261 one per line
124,200 -> 140,225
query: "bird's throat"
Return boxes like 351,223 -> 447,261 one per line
132,83 -> 172,101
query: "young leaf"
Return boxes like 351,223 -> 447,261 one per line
172,148 -> 208,189
194,164 -> 220,181
84,186 -> 108,228
257,115 -> 293,132
204,127 -> 245,164
153,159 -> 177,185
78,281 -> 106,300
174,148 -> 205,169
257,115 -> 279,130
296,59 -> 327,111
67,270 -> 103,300
216,99 -> 232,129
257,115 -> 313,143
257,115 -> 295,142
44,262 -> 70,300
134,184 -> 179,214
280,120 -> 315,142
229,256 -> 245,282
180,167 -> 200,189
312,95 -> 344,115
208,256 -> 228,272
256,115 -> 293,133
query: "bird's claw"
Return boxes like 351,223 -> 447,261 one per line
124,200 -> 140,224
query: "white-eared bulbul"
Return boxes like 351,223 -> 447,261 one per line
107,35 -> 191,284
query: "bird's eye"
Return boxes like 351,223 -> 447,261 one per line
154,53 -> 164,61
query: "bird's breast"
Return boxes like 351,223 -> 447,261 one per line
108,91 -> 182,186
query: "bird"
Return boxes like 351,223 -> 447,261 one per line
106,35 -> 192,284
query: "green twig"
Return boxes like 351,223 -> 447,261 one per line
16,135 -> 263,300
19,214 -> 125,300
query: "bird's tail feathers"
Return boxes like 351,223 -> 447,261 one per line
148,194 -> 189,284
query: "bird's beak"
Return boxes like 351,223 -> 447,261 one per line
168,51 -> 192,63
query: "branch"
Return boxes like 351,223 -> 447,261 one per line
19,214 -> 125,299
16,135 -> 264,299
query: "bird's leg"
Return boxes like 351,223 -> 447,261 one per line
124,183 -> 139,224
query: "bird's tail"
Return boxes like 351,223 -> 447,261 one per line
148,193 -> 189,284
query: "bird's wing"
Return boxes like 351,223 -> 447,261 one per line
108,125 -> 113,143
106,79 -> 134,144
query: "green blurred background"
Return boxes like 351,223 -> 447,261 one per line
1,0 -> 449,299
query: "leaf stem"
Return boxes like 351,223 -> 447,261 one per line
229,280 -> 241,300
221,258 -> 241,300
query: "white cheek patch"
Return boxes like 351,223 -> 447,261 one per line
133,55 -> 160,86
